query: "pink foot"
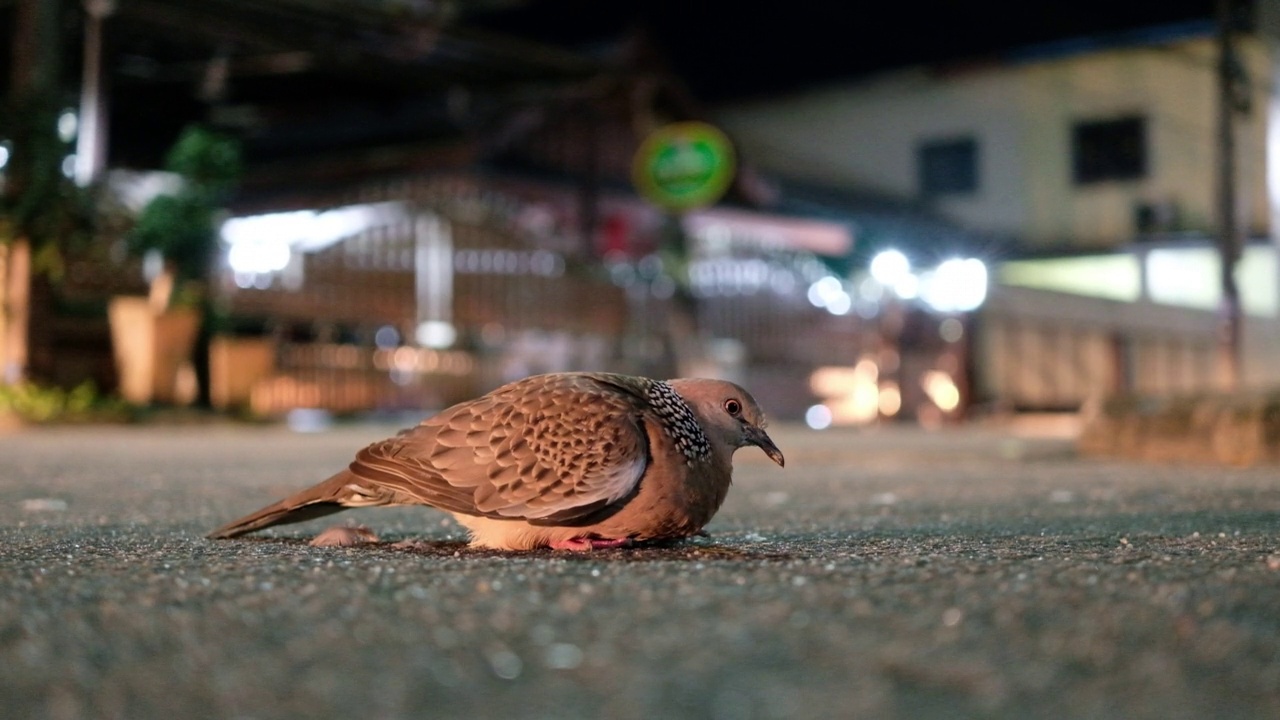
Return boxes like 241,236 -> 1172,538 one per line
310,525 -> 379,548
549,537 -> 634,551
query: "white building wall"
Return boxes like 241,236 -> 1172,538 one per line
720,34 -> 1275,249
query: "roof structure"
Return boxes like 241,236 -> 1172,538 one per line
0,0 -> 1227,243
1,0 -> 1224,167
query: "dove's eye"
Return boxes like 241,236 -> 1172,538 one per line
724,399 -> 742,416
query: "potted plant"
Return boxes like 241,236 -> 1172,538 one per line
111,124 -> 241,406
1,99 -> 96,391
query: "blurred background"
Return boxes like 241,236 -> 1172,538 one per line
2,0 -> 1279,430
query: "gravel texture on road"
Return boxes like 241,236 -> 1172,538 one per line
2,422 -> 1278,719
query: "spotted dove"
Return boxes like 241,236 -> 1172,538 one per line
208,372 -> 784,550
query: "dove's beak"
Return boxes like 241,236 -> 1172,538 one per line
746,425 -> 785,467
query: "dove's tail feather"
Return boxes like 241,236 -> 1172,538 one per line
206,470 -> 357,539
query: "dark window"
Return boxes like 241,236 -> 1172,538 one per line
918,137 -> 979,196
1072,116 -> 1146,184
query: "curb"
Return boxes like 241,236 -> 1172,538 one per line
1078,391 -> 1280,466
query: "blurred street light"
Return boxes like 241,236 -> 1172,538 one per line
920,257 -> 988,313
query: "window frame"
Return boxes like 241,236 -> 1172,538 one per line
1071,115 -> 1147,185
917,136 -> 980,197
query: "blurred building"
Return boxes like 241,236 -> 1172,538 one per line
2,1 -> 875,420
720,13 -> 1280,411
721,22 -> 1273,247
14,1 -> 1280,425
212,175 -> 856,420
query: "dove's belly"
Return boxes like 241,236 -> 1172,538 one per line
449,514 -> 582,550
450,453 -> 732,550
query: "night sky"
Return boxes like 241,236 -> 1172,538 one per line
0,0 -> 1227,170
482,0 -> 1222,101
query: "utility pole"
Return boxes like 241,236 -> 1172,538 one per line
1216,0 -> 1246,391
75,0 -> 116,187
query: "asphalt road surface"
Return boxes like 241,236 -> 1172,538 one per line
2,421 -> 1278,719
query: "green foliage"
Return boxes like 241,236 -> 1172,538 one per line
164,125 -> 242,198
127,125 -> 242,283
128,192 -> 217,281
0,380 -> 130,424
0,98 -> 95,272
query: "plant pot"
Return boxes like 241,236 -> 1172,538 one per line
108,296 -> 200,405
209,336 -> 276,410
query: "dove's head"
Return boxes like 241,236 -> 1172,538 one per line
668,378 -> 785,467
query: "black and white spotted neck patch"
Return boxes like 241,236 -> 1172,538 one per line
645,380 -> 712,464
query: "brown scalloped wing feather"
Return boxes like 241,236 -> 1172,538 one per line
346,373 -> 652,523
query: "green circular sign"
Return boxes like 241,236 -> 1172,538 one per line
632,122 -> 736,211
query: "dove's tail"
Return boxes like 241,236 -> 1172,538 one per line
206,469 -> 358,539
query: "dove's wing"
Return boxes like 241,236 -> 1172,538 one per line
346,373 -> 652,524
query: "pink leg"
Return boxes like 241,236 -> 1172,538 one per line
549,537 -> 634,551
310,525 -> 379,548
